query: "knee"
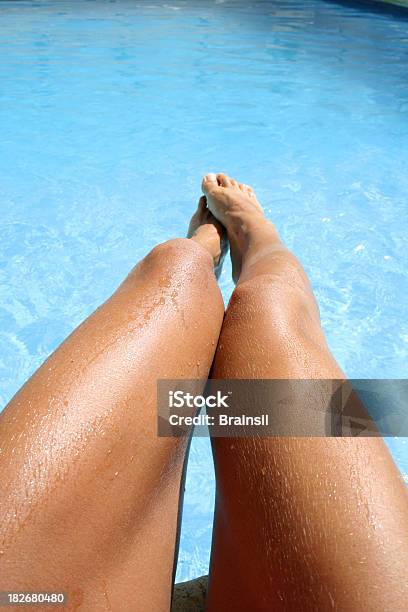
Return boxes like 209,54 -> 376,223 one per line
141,239 -> 216,289
146,238 -> 211,266
231,273 -> 321,328
233,273 -> 297,305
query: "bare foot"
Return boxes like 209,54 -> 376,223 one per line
201,173 -> 277,282
187,196 -> 228,279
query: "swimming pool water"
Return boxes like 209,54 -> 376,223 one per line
0,0 -> 407,582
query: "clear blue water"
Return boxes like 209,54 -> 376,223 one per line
0,0 -> 407,582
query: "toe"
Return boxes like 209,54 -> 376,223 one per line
217,173 -> 231,187
202,173 -> 218,194
230,178 -> 239,188
241,183 -> 254,196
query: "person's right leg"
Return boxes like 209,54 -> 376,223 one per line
203,174 -> 408,611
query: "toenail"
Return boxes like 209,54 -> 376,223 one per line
204,173 -> 217,182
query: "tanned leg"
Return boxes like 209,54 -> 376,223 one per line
0,199 -> 226,612
203,173 -> 408,612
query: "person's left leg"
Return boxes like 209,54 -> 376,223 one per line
0,200 -> 226,611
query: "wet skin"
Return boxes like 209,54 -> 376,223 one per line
0,175 -> 407,611
0,204 -> 225,611
202,173 -> 408,612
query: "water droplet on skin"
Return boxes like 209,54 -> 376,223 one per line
159,276 -> 171,288
114,471 -> 119,477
